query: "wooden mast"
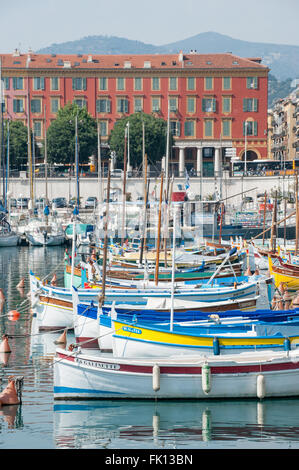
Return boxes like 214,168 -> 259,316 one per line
154,172 -> 164,285
296,171 -> 299,255
99,160 -> 111,306
262,190 -> 267,246
139,152 -> 148,265
121,125 -> 127,246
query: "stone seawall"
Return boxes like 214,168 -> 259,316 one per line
4,172 -> 295,205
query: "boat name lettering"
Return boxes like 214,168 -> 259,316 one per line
76,358 -> 120,370
123,326 -> 142,334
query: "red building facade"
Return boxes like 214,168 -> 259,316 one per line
1,49 -> 269,176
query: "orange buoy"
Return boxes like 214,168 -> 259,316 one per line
0,288 -> 5,313
0,335 -> 11,354
245,266 -> 252,276
0,377 -> 20,406
284,291 -> 292,310
51,273 -> 57,286
8,310 -> 20,321
16,278 -> 25,289
54,329 -> 67,345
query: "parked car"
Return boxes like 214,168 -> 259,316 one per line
16,197 -> 29,209
52,197 -> 67,208
35,198 -> 47,209
85,197 -> 98,209
10,198 -> 17,208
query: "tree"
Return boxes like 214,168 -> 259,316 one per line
108,112 -> 172,168
3,119 -> 28,169
46,103 -> 98,165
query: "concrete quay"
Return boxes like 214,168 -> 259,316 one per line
5,173 -> 295,205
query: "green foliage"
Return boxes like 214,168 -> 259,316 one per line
108,112 -> 171,168
268,74 -> 293,109
3,119 -> 28,169
46,102 -> 97,165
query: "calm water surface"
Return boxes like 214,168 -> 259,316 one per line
0,246 -> 299,450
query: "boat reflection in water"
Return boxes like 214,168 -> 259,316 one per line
53,399 -> 299,449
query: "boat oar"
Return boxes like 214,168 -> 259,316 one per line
206,247 -> 238,285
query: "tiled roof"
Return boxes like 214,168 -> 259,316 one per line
0,51 -> 268,71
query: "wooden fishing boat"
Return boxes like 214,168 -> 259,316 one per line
268,256 -> 299,291
53,347 -> 299,400
111,316 -> 299,358
73,291 -> 260,350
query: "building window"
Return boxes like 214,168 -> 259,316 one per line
170,120 -> 181,137
222,96 -> 231,113
4,77 -> 10,90
246,77 -> 258,89
169,77 -> 177,91
204,119 -> 213,137
134,97 -> 143,112
99,77 -> 108,91
51,98 -> 60,114
204,77 -> 213,90
117,98 -> 128,113
223,77 -> 231,90
72,78 -> 87,90
222,119 -> 231,137
33,77 -> 45,90
51,77 -> 59,91
99,121 -> 108,136
117,77 -> 125,91
243,98 -> 258,112
151,97 -> 160,113
13,98 -> 24,113
169,97 -> 178,112
184,120 -> 195,137
96,98 -> 111,113
187,97 -> 195,113
152,77 -> 160,91
243,120 -> 258,136
12,77 -> 23,90
31,98 -> 42,114
187,77 -> 195,90
202,97 -> 216,112
73,98 -> 86,108
134,77 -> 142,91
33,121 -> 42,138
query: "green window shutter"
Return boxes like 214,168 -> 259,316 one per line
253,99 -> 258,112
253,121 -> 258,136
12,77 -> 17,89
177,121 -> 181,136
202,98 -> 206,112
212,98 -> 216,112
243,98 -> 247,112
205,120 -> 212,137
83,78 -> 87,90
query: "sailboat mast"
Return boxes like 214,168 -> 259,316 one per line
121,125 -> 127,246
27,93 -> 33,204
97,119 -> 102,203
139,152 -> 148,265
44,105 -> 48,204
155,172 -> 164,285
296,171 -> 299,256
75,114 -> 80,211
99,160 -> 111,306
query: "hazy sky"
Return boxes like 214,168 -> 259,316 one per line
1,0 -> 299,53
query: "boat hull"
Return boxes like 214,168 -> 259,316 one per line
53,348 -> 299,400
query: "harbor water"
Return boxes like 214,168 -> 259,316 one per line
1,246 -> 299,449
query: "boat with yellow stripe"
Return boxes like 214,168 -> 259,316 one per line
112,318 -> 299,358
268,256 -> 299,291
